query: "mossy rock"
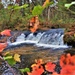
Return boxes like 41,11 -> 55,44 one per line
64,32 -> 75,47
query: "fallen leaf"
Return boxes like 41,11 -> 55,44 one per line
45,62 -> 56,72
0,43 -> 7,52
3,51 -> 10,56
1,29 -> 11,36
14,53 -> 21,62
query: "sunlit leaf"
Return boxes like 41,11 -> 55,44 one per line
64,4 -> 72,9
71,1 -> 75,5
14,54 -> 21,62
65,1 -> 75,9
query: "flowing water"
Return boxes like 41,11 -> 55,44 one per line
4,28 -> 71,65
0,28 -> 72,75
6,28 -> 69,49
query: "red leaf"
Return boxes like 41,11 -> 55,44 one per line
59,54 -> 66,67
28,65 -> 44,75
0,43 -> 7,52
65,53 -> 71,65
60,65 -> 74,75
70,55 -> 75,65
1,29 -> 11,36
52,72 -> 60,75
45,62 -> 56,72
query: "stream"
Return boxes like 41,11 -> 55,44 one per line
0,28 -> 73,75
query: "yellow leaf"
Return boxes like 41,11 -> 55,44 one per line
14,54 -> 21,62
3,51 -> 10,56
35,59 -> 43,64
31,64 -> 37,67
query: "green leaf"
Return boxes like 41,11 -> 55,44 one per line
20,68 -> 30,73
71,1 -> 75,5
7,58 -> 16,66
65,1 -> 75,9
8,5 -> 19,9
21,4 -> 28,8
3,56 -> 12,60
8,4 -> 28,10
64,4 -> 72,9
32,5 -> 44,16
14,4 -> 28,10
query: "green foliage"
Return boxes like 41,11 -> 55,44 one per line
65,1 -> 75,9
0,9 -> 10,22
32,1 -> 53,16
0,2 -> 4,9
57,0 -> 67,11
32,5 -> 44,16
8,4 -> 28,10
64,1 -> 75,14
50,10 -> 75,25
50,0 -> 75,25
3,53 -> 16,66
0,0 -> 75,30
20,68 -> 30,73
6,58 -> 16,66
3,56 -> 12,60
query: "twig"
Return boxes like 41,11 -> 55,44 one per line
0,56 -> 16,75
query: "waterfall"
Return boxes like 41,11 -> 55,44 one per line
16,33 -> 25,42
6,29 -> 69,49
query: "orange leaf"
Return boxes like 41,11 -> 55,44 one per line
42,0 -> 49,8
52,72 -> 60,75
45,62 -> 56,72
0,43 -> 7,52
1,29 -> 11,36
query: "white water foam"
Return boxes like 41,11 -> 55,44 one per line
35,43 -> 69,49
7,29 -> 71,49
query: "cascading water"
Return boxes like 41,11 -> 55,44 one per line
35,29 -> 68,49
6,29 -> 69,49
